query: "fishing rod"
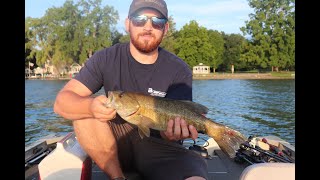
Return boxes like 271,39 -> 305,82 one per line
261,138 -> 295,163
239,142 -> 294,163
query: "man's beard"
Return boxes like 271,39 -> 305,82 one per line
130,31 -> 164,53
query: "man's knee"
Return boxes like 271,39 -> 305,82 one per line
185,176 -> 206,180
72,119 -> 119,171
72,119 -> 116,150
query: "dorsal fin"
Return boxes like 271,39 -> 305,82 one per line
178,100 -> 209,114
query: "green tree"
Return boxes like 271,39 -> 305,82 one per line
25,17 -> 38,67
25,16 -> 57,68
25,0 -> 119,73
207,30 -> 224,73
221,33 -> 246,71
43,1 -> 78,70
76,0 -> 119,64
111,30 -> 124,45
240,0 -> 295,71
160,16 -> 177,54
119,34 -> 130,43
175,20 -> 215,69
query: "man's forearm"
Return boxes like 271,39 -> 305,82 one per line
54,90 -> 94,120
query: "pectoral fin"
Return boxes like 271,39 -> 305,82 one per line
138,125 -> 150,139
127,114 -> 155,139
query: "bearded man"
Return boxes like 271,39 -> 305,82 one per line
53,0 -> 208,180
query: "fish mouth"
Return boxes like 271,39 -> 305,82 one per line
105,92 -> 114,108
107,91 -> 113,99
126,109 -> 139,118
106,91 -> 140,118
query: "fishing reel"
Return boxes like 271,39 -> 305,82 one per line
234,135 -> 294,165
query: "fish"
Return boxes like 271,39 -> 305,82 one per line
105,91 -> 247,158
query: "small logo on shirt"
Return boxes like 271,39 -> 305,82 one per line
148,88 -> 166,97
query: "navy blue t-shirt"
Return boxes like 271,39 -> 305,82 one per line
75,42 -> 192,101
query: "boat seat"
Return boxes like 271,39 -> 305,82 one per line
239,163 -> 295,180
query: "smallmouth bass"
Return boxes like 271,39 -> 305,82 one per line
105,91 -> 247,158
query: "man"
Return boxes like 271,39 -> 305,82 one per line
54,0 -> 208,179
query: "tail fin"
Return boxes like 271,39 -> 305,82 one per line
204,120 -> 247,158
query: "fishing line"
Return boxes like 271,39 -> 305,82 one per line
192,137 -> 210,147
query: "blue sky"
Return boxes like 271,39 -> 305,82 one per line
25,0 -> 254,35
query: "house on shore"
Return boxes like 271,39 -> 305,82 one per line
25,61 -> 84,78
44,62 -> 58,77
193,63 -> 210,74
68,63 -> 82,77
25,68 -> 32,77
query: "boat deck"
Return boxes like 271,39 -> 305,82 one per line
25,133 -> 295,180
90,149 -> 248,180
25,133 -> 249,180
26,150 -> 248,180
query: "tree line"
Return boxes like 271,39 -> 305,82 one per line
25,0 -> 295,74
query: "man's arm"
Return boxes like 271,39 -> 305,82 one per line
54,79 -> 124,179
53,79 -> 116,121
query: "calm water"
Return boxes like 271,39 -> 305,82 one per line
25,79 -> 295,147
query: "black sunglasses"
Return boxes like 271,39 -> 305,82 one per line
130,15 -> 167,30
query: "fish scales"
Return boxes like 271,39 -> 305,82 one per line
137,93 -> 206,131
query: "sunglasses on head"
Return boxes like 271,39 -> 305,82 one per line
130,15 -> 167,30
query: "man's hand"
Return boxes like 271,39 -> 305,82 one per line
160,117 -> 198,141
90,95 -> 117,122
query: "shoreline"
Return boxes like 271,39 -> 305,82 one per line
26,73 -> 295,80
192,73 -> 295,80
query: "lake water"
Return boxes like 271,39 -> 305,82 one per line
25,79 -> 295,147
